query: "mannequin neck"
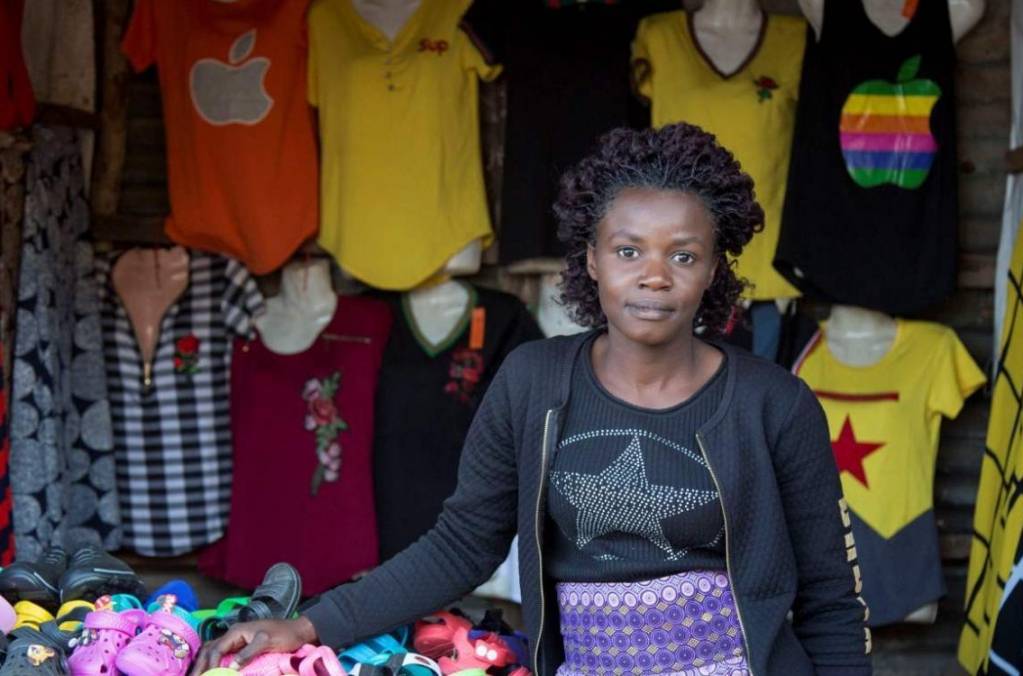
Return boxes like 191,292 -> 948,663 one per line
256,259 -> 338,355
406,279 -> 474,351
695,0 -> 762,28
279,259 -> 335,311
350,0 -> 422,41
536,272 -> 587,338
825,305 -> 898,367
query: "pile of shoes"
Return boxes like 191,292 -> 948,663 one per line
322,608 -> 531,676
0,548 -> 301,676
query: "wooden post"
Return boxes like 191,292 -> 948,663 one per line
90,0 -> 132,218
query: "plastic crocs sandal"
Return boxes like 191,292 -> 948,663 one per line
200,670 -> 238,676
412,613 -> 471,661
53,602 -> 94,634
0,595 -> 17,634
66,609 -> 146,676
198,598 -> 250,642
0,628 -> 68,676
113,607 -> 200,676
346,652 -> 442,676
435,627 -> 514,675
338,627 -> 409,674
294,647 -> 343,676
218,645 -> 315,676
14,603 -> 55,631
144,583 -> 197,615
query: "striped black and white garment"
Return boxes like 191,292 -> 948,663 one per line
96,251 -> 263,556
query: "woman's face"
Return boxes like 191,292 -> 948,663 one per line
587,187 -> 718,348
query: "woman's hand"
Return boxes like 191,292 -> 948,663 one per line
189,616 -> 319,675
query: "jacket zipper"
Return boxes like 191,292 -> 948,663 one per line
532,409 -> 554,675
696,432 -> 755,676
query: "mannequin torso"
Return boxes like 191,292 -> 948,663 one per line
255,259 -> 338,355
691,0 -> 765,77
823,304 -> 936,623
797,0 -> 985,42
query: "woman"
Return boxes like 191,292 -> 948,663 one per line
193,124 -> 872,676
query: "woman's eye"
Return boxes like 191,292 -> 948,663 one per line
672,252 -> 695,265
616,247 -> 639,259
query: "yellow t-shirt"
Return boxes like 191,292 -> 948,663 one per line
632,12 -> 805,300
795,320 -> 984,624
308,0 -> 500,290
793,320 -> 985,540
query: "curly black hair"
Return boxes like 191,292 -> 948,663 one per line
553,123 -> 764,335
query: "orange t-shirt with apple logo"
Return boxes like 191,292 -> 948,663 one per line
122,0 -> 318,275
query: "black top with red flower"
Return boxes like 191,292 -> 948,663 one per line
371,283 -> 543,561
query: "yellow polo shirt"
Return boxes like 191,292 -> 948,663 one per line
308,0 -> 499,290
632,12 -> 805,300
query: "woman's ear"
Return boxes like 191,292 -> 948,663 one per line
586,244 -> 598,281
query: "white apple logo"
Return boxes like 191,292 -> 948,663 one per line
189,29 -> 274,126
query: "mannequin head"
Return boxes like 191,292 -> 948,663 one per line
441,239 -> 483,277
280,257 -> 333,302
554,123 -> 762,336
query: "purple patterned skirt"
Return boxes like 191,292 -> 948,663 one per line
555,571 -> 750,675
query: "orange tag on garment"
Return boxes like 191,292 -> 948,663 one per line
902,0 -> 919,18
469,307 -> 486,350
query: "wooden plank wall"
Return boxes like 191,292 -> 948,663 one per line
100,1 -> 1011,673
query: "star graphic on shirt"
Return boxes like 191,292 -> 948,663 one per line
550,435 -> 719,560
831,415 -> 885,488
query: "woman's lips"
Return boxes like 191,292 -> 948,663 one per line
625,301 -> 676,320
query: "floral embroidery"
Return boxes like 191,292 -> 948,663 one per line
303,372 -> 347,496
444,347 -> 484,405
173,334 -> 200,375
753,75 -> 778,102
26,646 -> 55,666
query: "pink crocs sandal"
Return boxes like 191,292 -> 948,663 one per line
219,644 -> 318,676
68,608 -> 146,676
296,647 -> 345,676
114,609 -> 200,676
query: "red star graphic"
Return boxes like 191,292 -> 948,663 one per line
831,416 -> 884,488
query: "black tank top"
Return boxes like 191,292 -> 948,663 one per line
775,0 -> 957,315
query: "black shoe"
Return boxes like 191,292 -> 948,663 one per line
0,547 -> 67,610
0,627 -> 67,676
200,562 -> 301,641
57,546 -> 146,604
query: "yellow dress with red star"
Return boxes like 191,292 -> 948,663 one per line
793,320 -> 985,625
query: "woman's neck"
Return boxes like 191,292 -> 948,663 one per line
592,328 -> 718,408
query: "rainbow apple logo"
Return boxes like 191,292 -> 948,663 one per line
839,55 -> 941,190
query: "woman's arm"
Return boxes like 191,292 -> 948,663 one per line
192,360 -> 522,673
772,383 -> 873,675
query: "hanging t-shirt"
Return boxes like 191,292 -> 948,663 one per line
960,223 -> 1023,674
0,0 -> 35,130
632,11 -> 805,301
372,282 -> 542,560
462,0 -> 677,265
121,0 -> 318,275
792,320 -> 984,626
775,0 -> 958,315
199,295 -> 391,595
97,250 -> 264,557
308,0 -> 499,290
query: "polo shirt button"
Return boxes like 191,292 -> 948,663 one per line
388,84 -> 396,91
386,71 -> 392,78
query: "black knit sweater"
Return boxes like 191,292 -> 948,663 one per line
304,332 -> 873,676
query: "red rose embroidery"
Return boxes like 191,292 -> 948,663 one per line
173,334 -> 200,375
753,75 -> 779,102
445,347 -> 484,405
309,397 -> 338,426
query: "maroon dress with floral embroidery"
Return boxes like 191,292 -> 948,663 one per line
199,295 -> 392,594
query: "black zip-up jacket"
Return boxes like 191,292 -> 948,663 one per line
304,332 -> 873,675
